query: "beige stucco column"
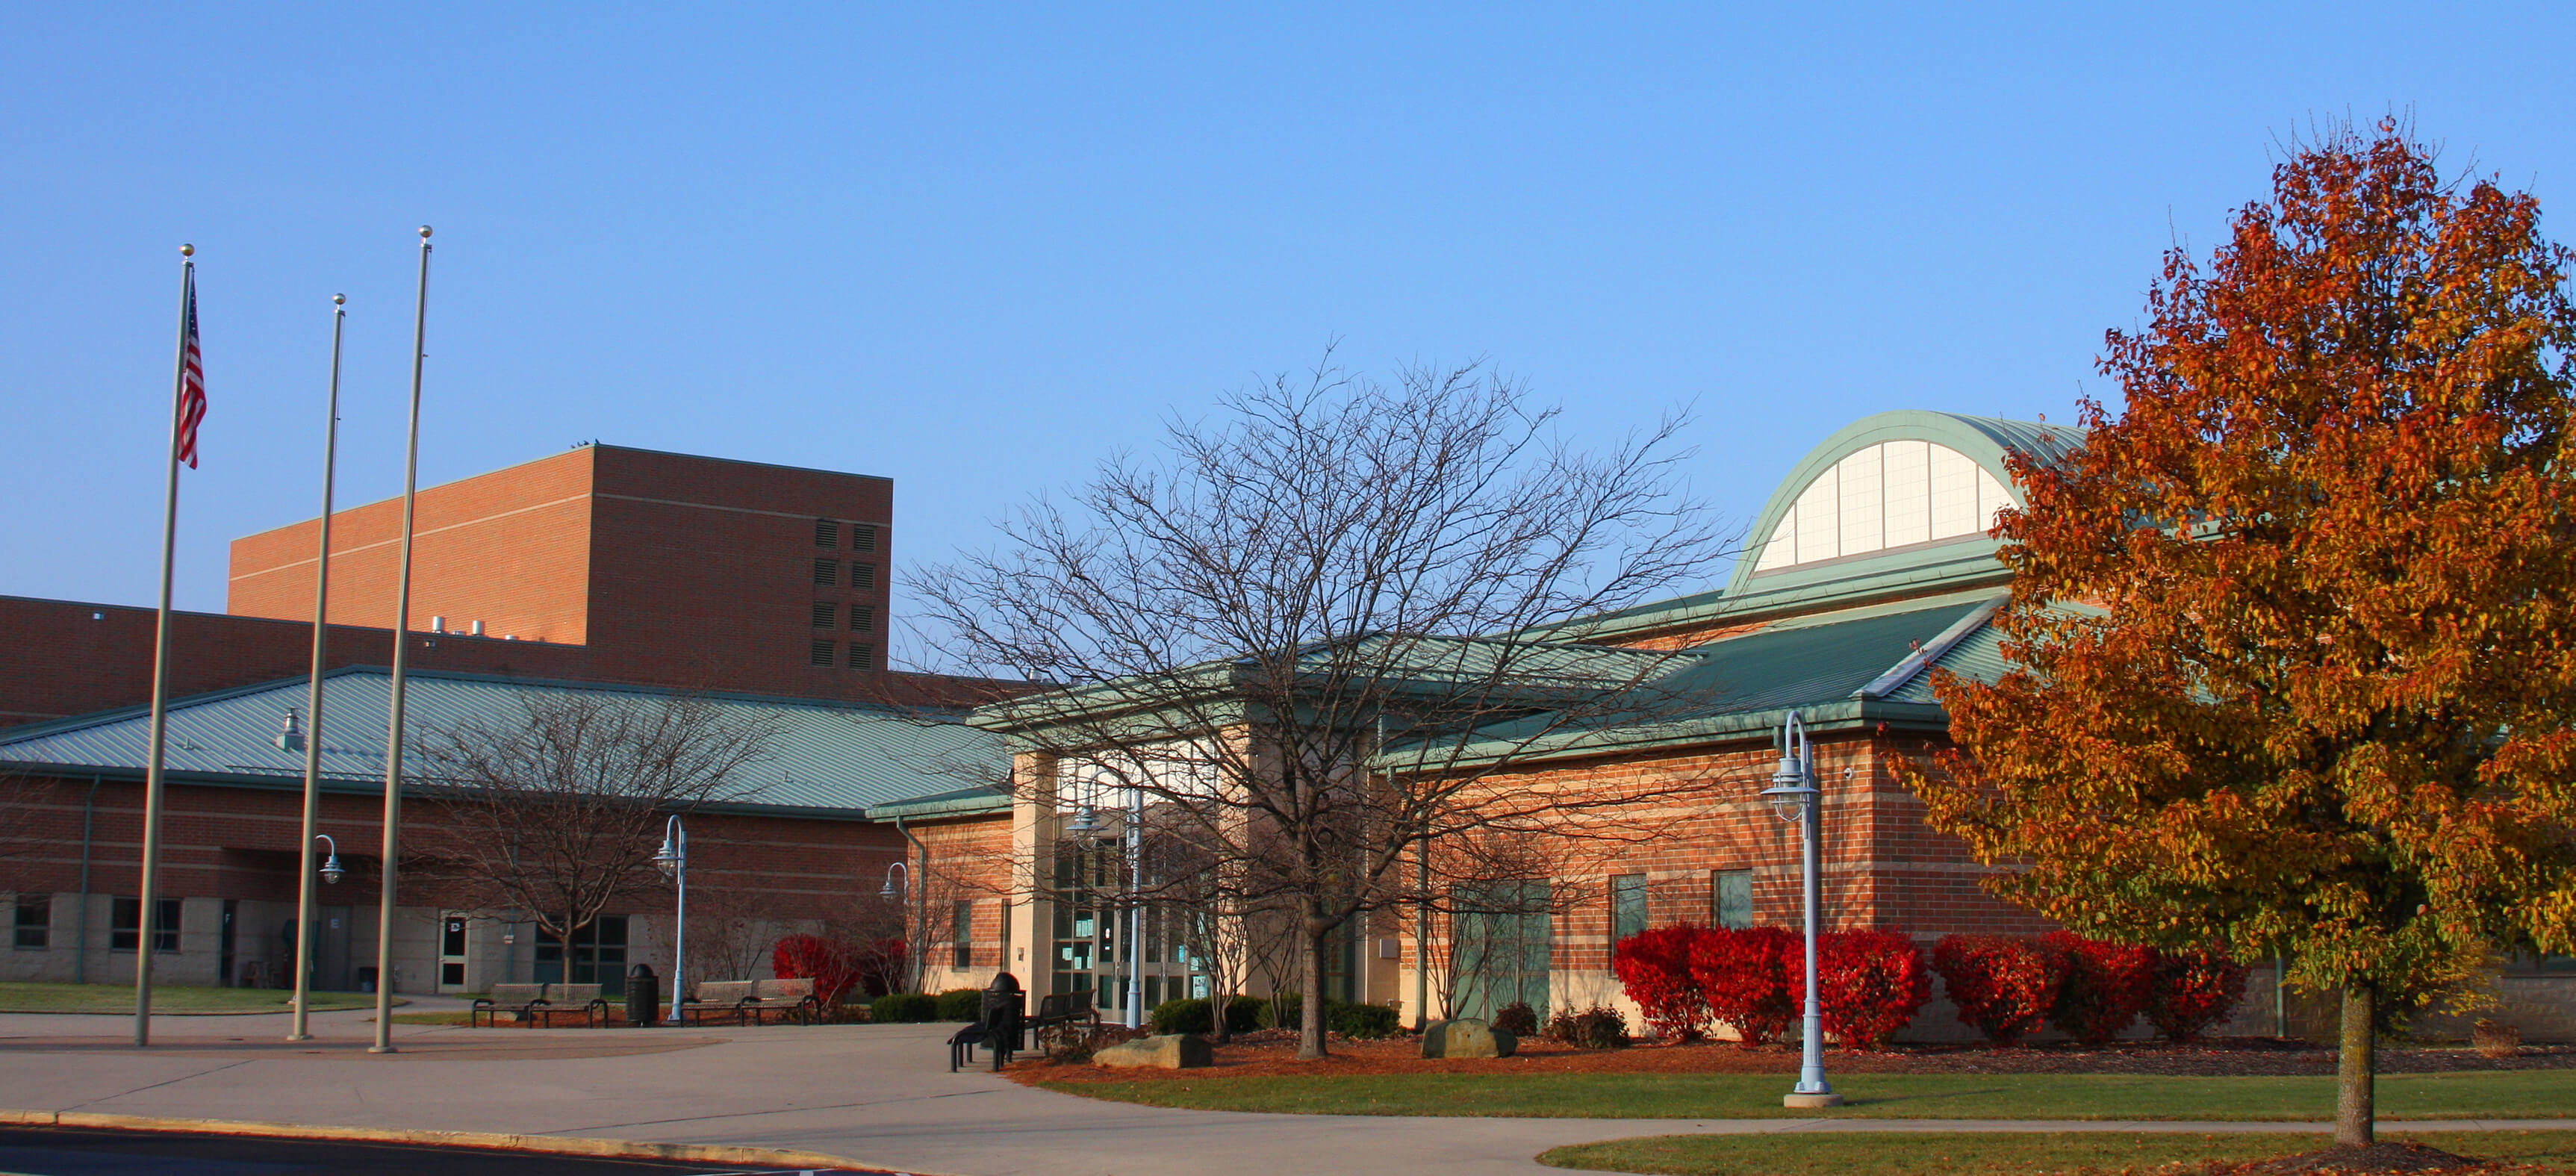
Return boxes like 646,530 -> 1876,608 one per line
1006,750 -> 1058,992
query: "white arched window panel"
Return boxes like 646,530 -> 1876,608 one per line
1752,441 -> 2014,573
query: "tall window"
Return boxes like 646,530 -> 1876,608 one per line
953,900 -> 974,969
13,895 -> 49,949
1713,870 -> 1754,930
112,897 -> 180,953
1453,880 -> 1551,1018
1610,874 -> 1648,945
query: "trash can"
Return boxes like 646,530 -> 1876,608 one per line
627,964 -> 660,1027
983,971 -> 1024,1051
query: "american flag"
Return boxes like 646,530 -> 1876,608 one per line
175,271 -> 205,468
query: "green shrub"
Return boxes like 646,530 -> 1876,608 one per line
1256,992 -> 1400,1038
935,988 -> 984,1021
1330,1001 -> 1401,1039
1149,995 -> 1265,1034
870,992 -> 937,1023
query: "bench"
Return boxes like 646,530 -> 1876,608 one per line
682,977 -> 819,1025
471,982 -> 609,1028
1029,990 -> 1098,1054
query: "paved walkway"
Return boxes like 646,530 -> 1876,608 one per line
1,1011 -> 2569,1175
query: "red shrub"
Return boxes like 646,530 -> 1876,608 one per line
2043,933 -> 2155,1046
2147,949 -> 2250,1042
1612,925 -> 1710,1042
1805,930 -> 1932,1049
1932,933 -> 2067,1045
1688,926 -> 1796,1048
772,933 -> 863,1006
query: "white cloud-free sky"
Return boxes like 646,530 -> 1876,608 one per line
4,4 -> 2567,661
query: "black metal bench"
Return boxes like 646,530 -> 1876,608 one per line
471,982 -> 609,1028
683,978 -> 820,1025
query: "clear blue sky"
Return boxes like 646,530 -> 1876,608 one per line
4,4 -> 2568,661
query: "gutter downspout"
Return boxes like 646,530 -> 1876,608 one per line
74,774 -> 100,985
894,815 -> 929,995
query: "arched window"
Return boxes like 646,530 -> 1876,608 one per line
1752,441 -> 2012,572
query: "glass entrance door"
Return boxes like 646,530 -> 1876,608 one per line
438,912 -> 469,992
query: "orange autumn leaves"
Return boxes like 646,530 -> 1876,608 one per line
1903,122 -> 2576,1009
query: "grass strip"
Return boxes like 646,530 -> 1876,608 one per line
0,982 -> 385,1015
1042,1069 -> 2576,1121
1535,1130 -> 2576,1175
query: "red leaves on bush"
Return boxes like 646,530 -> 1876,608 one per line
1809,930 -> 1932,1050
1689,926 -> 1798,1048
2148,949 -> 2250,1042
1932,933 -> 2066,1044
1611,925 -> 1709,1042
2042,932 -> 2156,1046
771,933 -> 862,1006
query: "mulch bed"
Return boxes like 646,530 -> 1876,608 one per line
1013,1030 -> 2576,1084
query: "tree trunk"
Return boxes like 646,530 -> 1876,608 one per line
1210,975 -> 1231,1045
1297,921 -> 1329,1060
2336,981 -> 2376,1148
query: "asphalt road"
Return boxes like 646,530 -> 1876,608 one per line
0,1127 -> 894,1176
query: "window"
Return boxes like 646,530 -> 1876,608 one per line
1714,870 -> 1754,930
13,895 -> 49,950
814,519 -> 839,547
853,524 -> 877,553
850,604 -> 874,632
112,897 -> 181,953
1752,441 -> 2017,572
953,900 -> 974,968
1610,874 -> 1648,945
810,602 -> 836,629
852,563 -> 876,590
812,559 -> 838,585
847,643 -> 874,670
810,640 -> 836,667
535,915 -> 629,997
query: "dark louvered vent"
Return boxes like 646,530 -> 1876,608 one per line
847,643 -> 874,670
851,604 -> 874,632
815,519 -> 839,547
812,559 -> 837,585
809,640 -> 835,666
811,602 -> 836,629
853,525 -> 877,552
853,563 -> 875,590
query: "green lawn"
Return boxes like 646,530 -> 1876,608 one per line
1537,1130 -> 2576,1175
0,982 -> 391,1015
1044,1069 -> 2576,1121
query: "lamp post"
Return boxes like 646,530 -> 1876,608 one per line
1760,711 -> 1841,1109
1123,784 -> 1144,1030
880,859 -> 913,992
652,816 -> 686,1023
287,834 -> 345,1040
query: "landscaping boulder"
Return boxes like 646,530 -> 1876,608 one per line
1092,1033 -> 1213,1069
1421,1018 -> 1516,1059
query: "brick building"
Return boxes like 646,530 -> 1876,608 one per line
892,411 -> 2368,1041
1,444 -> 906,728
0,668 -> 1003,995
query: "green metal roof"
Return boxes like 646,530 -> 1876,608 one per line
0,667 -> 1007,820
865,785 -> 1013,821
1413,596 -> 2011,765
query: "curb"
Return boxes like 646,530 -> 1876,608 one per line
0,1109 -> 938,1172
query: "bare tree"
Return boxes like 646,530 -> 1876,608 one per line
409,691 -> 774,956
682,886 -> 786,987
916,355 -> 1735,1058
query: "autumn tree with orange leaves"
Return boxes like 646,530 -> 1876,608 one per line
1908,122 -> 2576,1151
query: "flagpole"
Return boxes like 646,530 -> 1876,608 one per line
371,226 -> 431,1054
288,293 -> 347,1043
133,243 -> 195,1048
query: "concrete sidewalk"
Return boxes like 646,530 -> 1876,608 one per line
1,1014 -> 2569,1175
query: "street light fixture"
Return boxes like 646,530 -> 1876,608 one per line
653,815 -> 686,1024
1758,711 -> 1841,1110
880,860 -> 908,900
315,834 -> 346,886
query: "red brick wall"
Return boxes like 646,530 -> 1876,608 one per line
228,447 -> 597,643
0,596 -> 591,727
